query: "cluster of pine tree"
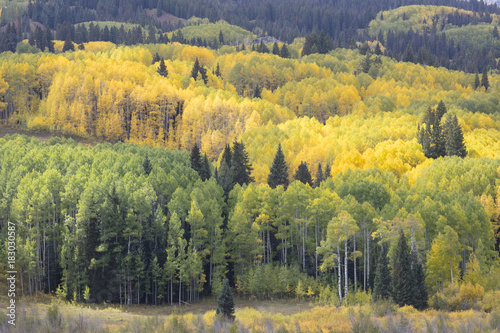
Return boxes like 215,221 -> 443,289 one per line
250,41 -> 289,59
301,31 -> 334,56
417,101 -> 467,159
267,144 -> 331,189
213,142 -> 254,197
373,231 -> 428,310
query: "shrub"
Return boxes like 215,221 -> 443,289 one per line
349,309 -> 378,333
482,290 -> 500,312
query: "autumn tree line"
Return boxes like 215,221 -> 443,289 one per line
0,134 -> 499,309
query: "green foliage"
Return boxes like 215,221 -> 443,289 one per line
267,143 -> 289,189
293,161 -> 312,186
216,279 -> 235,321
392,231 -> 414,307
174,21 -> 255,46
373,243 -> 391,301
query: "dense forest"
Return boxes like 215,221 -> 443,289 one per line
0,0 -> 499,324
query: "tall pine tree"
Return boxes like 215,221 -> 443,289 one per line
373,242 -> 391,300
293,161 -> 312,186
216,279 -> 235,321
392,231 -> 414,307
444,114 -> 467,157
312,163 -> 323,188
411,254 -> 428,310
230,141 -> 254,186
267,143 -> 289,189
190,143 -> 202,175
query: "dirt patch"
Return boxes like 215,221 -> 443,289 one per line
145,9 -> 186,25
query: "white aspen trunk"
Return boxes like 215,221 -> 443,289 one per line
344,237 -> 348,299
315,218 -> 318,279
179,278 -> 181,306
367,231 -> 370,290
338,244 -> 342,301
354,235 -> 357,293
303,221 -> 306,271
363,228 -> 366,291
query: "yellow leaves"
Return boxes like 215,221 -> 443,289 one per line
180,46 -> 215,67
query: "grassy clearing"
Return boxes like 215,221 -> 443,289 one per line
1,295 -> 500,332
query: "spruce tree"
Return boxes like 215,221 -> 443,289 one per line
45,28 -> 54,53
373,243 -> 391,300
361,53 -> 371,73
215,63 -> 221,77
267,143 -> 289,189
324,163 -> 331,180
392,231 -> 414,307
474,73 -> 480,90
435,101 -> 447,120
481,67 -> 489,90
374,42 -> 382,55
312,163 -> 323,188
142,153 -> 152,176
190,143 -> 202,174
280,44 -> 290,58
157,58 -> 168,77
402,45 -> 415,63
272,42 -> 280,55
218,30 -> 224,45
62,33 -> 74,52
494,26 -> 500,40
411,257 -> 428,310
293,161 -> 312,186
216,279 -> 235,321
444,114 -> 467,157
217,159 -> 233,197
199,154 -> 211,181
191,58 -> 200,80
221,144 -> 232,169
231,141 -> 254,185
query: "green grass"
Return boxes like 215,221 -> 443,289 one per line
172,21 -> 255,45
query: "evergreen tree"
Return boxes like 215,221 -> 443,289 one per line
142,153 -> 152,176
190,143 -> 202,175
411,256 -> 428,310
199,154 -> 211,181
45,28 -> 54,53
218,30 -> 224,45
191,58 -> 200,80
373,243 -> 391,300
293,161 -> 312,186
435,100 -> 447,120
312,163 -> 323,188
221,144 -> 232,169
444,114 -> 467,157
253,84 -> 261,98
324,163 -> 331,180
280,43 -> 290,58
267,143 -> 289,189
78,43 -> 85,50
230,141 -> 254,185
481,67 -> 489,90
272,42 -> 280,55
216,279 -> 235,321
215,63 -> 221,77
392,231 -> 414,307
474,73 -> 480,90
152,52 -> 161,64
493,26 -> 500,40
217,159 -> 233,197
402,45 -> 415,63
374,42 -> 382,55
62,33 -> 74,52
157,58 -> 168,77
361,53 -> 371,73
